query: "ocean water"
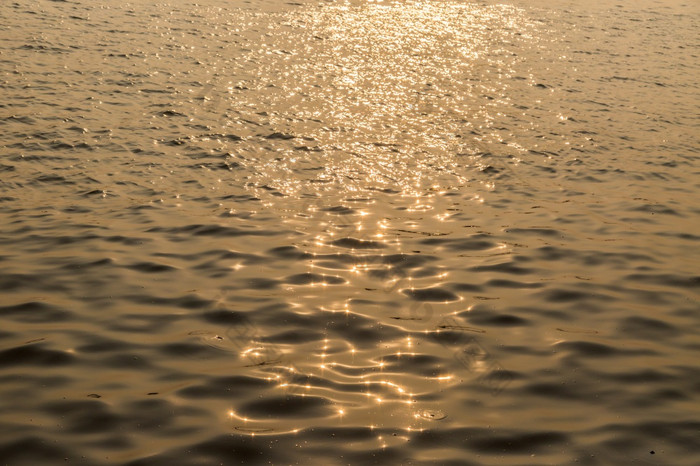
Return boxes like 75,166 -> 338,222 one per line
0,0 -> 698,464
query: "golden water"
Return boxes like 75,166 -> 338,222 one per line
1,0 -> 698,464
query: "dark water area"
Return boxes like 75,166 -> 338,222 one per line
1,0 -> 699,464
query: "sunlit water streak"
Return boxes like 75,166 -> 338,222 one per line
0,0 -> 698,464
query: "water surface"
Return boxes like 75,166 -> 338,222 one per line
1,0 -> 698,464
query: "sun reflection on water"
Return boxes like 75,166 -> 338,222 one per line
214,0 -> 538,440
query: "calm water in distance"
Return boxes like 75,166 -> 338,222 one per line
0,0 -> 698,464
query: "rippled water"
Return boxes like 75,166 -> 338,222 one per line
1,0 -> 699,464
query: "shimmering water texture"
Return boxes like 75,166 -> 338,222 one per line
1,0 -> 699,464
